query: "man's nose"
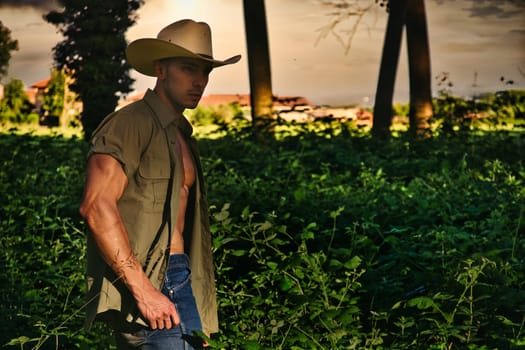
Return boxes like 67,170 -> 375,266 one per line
194,72 -> 209,89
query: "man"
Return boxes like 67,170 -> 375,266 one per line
79,19 -> 240,349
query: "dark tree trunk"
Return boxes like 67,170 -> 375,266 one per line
372,0 -> 408,140
406,0 -> 433,138
243,0 -> 274,141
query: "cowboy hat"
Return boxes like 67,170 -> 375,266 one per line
126,19 -> 241,77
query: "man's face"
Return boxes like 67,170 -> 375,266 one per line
155,57 -> 213,113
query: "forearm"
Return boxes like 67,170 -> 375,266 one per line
83,200 -> 156,297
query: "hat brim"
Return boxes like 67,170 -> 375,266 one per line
126,38 -> 241,77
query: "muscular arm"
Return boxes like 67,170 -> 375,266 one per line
79,153 -> 179,330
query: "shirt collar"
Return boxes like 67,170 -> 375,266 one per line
143,89 -> 194,137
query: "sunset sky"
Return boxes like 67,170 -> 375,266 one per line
1,0 -> 524,106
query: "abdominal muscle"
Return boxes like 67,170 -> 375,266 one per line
169,134 -> 195,254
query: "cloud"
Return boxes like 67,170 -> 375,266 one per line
0,0 -> 58,11
462,0 -> 525,18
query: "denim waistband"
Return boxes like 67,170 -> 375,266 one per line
164,254 -> 191,293
167,253 -> 190,270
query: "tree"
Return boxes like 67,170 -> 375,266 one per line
41,68 -> 66,126
371,0 -> 407,139
315,0 -> 375,55
243,0 -> 275,142
405,0 -> 432,138
0,78 -> 34,123
0,21 -> 19,80
44,0 -> 143,139
372,0 -> 433,139
318,0 -> 434,139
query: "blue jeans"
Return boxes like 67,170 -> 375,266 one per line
116,254 -> 203,349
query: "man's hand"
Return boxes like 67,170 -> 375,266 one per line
134,284 -> 180,330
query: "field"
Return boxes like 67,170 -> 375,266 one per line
1,117 -> 524,349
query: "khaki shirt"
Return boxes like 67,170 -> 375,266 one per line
84,89 -> 218,334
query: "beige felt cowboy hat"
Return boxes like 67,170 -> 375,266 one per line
126,19 -> 241,77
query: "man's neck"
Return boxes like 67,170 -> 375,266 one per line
153,86 -> 186,117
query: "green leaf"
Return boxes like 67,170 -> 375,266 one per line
391,300 -> 404,310
344,256 -> 362,270
407,296 -> 435,310
279,277 -> 294,291
230,249 -> 247,257
6,336 -> 36,346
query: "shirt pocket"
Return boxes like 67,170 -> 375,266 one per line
136,152 -> 171,212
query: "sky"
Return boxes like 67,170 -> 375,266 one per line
0,0 -> 524,106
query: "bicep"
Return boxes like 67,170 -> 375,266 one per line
80,154 -> 128,220
81,154 -> 139,271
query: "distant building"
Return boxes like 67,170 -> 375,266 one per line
117,92 -> 373,124
272,95 -> 313,121
198,94 -> 313,110
28,78 -> 51,116
118,92 -> 315,121
199,94 -> 251,108
27,76 -> 81,127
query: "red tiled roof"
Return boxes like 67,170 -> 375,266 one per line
120,92 -> 313,109
199,94 -> 250,107
199,94 -> 313,108
30,78 -> 50,89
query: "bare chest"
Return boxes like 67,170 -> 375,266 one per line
176,132 -> 195,188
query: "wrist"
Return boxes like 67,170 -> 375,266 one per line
111,253 -> 154,295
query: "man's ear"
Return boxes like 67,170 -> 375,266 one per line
154,60 -> 166,79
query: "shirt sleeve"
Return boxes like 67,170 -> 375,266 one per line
88,107 -> 153,178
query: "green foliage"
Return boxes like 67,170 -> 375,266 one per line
187,102 -> 246,126
44,0 -> 144,139
200,121 -> 524,348
433,89 -> 525,132
42,69 -> 66,119
433,72 -> 525,133
1,118 -> 523,349
0,78 -> 37,124
392,102 -> 409,117
0,21 -> 19,79
487,90 -> 525,127
210,204 -> 365,349
0,132 -> 115,349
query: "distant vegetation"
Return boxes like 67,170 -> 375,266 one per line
1,94 -> 524,349
188,89 -> 525,133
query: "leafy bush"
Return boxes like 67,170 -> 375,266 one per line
432,88 -> 525,133
487,90 -> 525,127
392,102 -> 409,117
201,122 -> 524,349
0,79 -> 37,124
186,102 -> 246,126
0,132 -> 115,349
1,118 -> 523,349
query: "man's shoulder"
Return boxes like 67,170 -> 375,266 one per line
92,98 -> 160,144
102,98 -> 159,129
116,98 -> 152,119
